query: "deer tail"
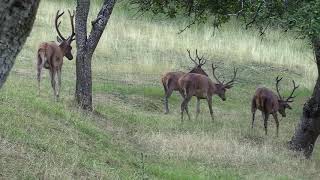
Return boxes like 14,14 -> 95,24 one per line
162,78 -> 168,93
37,48 -> 49,83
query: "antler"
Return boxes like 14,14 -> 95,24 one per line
187,49 -> 198,65
211,64 -> 223,84
275,76 -> 283,100
195,49 -> 206,66
68,10 -> 75,42
224,67 -> 238,88
286,80 -> 299,102
55,10 -> 66,41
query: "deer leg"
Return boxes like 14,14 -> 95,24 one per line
56,67 -> 62,99
263,113 -> 269,135
49,69 -> 57,101
163,88 -> 173,114
37,66 -> 42,96
184,101 -> 191,121
206,96 -> 214,122
251,98 -> 257,128
181,96 -> 191,122
272,113 -> 279,137
37,57 -> 44,97
251,110 -> 256,129
196,97 -> 201,120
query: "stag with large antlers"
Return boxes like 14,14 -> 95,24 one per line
179,64 -> 238,122
251,76 -> 299,136
37,10 -> 75,100
161,49 -> 208,114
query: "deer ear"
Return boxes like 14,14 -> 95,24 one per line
57,36 -> 63,43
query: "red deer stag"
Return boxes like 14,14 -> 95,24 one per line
251,76 -> 299,137
179,64 -> 237,122
37,10 -> 75,100
161,49 -> 208,114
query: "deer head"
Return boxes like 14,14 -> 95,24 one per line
211,64 -> 238,101
187,49 -> 208,76
55,10 -> 75,60
275,76 -> 299,117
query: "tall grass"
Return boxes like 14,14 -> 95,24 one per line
26,0 -> 316,88
1,0 -> 319,179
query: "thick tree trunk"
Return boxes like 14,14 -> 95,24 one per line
75,51 -> 94,110
75,0 -> 116,110
289,38 -> 320,158
0,0 -> 40,88
75,0 -> 92,110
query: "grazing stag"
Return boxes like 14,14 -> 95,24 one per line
179,64 -> 237,122
251,76 -> 299,137
37,10 -> 75,100
161,49 -> 208,114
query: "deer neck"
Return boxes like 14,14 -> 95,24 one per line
208,81 -> 216,95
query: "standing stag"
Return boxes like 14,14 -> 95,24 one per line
251,76 -> 299,137
37,10 -> 75,100
161,49 -> 208,114
179,64 -> 238,122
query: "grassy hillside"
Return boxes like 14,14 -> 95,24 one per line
0,0 -> 319,179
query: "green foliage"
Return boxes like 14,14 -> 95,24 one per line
130,0 -> 241,28
131,0 -> 320,39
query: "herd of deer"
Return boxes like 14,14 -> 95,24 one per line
36,10 -> 299,137
161,50 -> 299,137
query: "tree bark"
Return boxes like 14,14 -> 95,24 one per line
75,0 -> 116,111
289,37 -> 320,158
0,0 -> 40,88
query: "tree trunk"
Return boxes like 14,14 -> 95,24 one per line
75,0 -> 116,111
0,0 -> 40,88
75,0 -> 92,110
75,51 -> 93,110
289,37 -> 320,158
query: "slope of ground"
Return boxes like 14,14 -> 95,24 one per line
0,0 -> 319,179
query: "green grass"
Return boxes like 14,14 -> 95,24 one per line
0,0 -> 320,179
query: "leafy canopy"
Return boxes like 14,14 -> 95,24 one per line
131,0 -> 320,39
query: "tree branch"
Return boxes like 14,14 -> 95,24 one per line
87,0 -> 117,53
245,1 -> 264,29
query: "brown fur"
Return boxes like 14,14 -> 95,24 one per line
179,64 -> 237,122
251,77 -> 299,137
37,10 -> 75,100
162,49 -> 208,114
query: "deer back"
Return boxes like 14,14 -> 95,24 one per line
38,42 -> 65,68
179,73 -> 212,98
253,87 -> 280,113
161,71 -> 186,91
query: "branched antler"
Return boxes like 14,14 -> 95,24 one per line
68,10 -> 76,42
224,67 -> 238,88
275,76 -> 283,100
187,49 -> 198,65
187,49 -> 206,67
55,10 -> 66,41
211,64 -> 222,84
286,80 -> 299,102
195,49 -> 206,66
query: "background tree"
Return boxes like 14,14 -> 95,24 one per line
75,0 -> 116,110
131,0 -> 320,158
0,0 -> 40,88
